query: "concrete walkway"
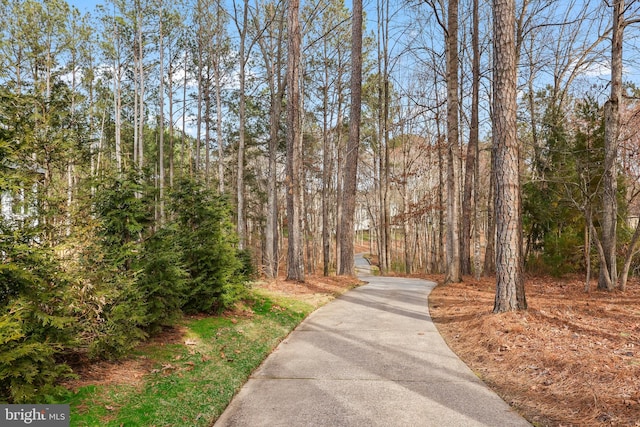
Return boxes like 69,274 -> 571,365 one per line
214,259 -> 531,426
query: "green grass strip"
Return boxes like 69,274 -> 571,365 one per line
62,289 -> 315,426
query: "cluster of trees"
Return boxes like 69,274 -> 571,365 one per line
2,0 -> 640,402
356,0 -> 640,311
0,0 -> 252,403
386,2 -> 640,299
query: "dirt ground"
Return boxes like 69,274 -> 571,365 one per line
426,274 -> 640,427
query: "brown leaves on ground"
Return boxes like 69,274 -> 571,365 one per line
63,326 -> 186,391
427,274 -> 640,427
257,274 -> 363,296
255,274 -> 363,308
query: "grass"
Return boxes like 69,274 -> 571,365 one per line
61,289 -> 315,427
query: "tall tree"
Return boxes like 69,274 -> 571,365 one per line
233,0 -> 250,250
338,0 -> 363,276
444,0 -> 461,283
461,0 -> 480,276
376,0 -> 391,275
599,0 -> 623,291
256,0 -> 286,279
212,0 -> 230,193
285,0 -> 305,281
157,0 -> 165,222
134,0 -> 147,170
492,0 -> 527,312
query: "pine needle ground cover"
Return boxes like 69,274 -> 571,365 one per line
428,275 -> 640,427
60,276 -> 360,426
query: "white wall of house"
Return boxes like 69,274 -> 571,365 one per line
1,192 -> 13,221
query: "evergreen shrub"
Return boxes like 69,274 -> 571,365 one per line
0,223 -> 73,403
169,178 -> 248,313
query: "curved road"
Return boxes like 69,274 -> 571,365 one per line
214,258 -> 530,426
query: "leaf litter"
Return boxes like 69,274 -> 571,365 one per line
426,274 -> 640,427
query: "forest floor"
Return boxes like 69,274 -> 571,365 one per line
426,273 -> 640,427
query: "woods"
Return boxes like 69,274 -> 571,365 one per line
2,0 -> 640,405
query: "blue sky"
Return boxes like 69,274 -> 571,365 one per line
65,0 -> 640,90
68,0 -> 100,13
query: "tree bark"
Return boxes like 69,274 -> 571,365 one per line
112,8 -> 122,174
445,0 -> 461,284
236,0 -> 249,250
137,4 -> 145,169
214,0 -> 226,194
492,0 -> 526,312
285,0 -> 304,281
322,36 -> 331,276
461,0 -> 479,276
260,3 -> 285,279
158,0 -> 165,223
599,0 -> 623,291
338,0 -> 363,276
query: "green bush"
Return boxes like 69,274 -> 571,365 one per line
85,173 -> 151,359
169,179 -> 248,313
542,231 -> 583,277
0,224 -> 73,403
0,302 -> 73,403
137,226 -> 188,333
237,248 -> 257,280
86,272 -> 148,360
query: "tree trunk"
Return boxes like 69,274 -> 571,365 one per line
265,88 -> 281,278
215,61 -> 224,193
137,6 -> 145,170
322,38 -> 331,276
338,0 -> 363,276
112,9 -> 122,174
168,39 -> 175,188
599,0 -> 623,291
285,0 -> 304,281
461,0 -> 479,276
492,0 -> 526,312
158,0 -> 165,223
181,50 -> 188,177
196,37 -> 203,173
484,148 -> 496,275
259,3 -> 285,279
205,68 -> 211,182
236,0 -> 249,250
445,0 -> 461,284
584,208 -> 592,292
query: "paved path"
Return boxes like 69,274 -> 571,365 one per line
214,261 -> 531,426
